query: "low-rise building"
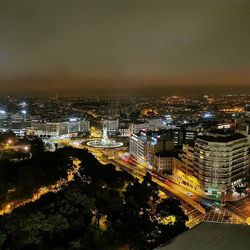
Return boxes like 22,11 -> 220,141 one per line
101,119 -> 119,135
154,152 -> 174,174
31,119 -> 90,137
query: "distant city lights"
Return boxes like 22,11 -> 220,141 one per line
203,112 -> 213,119
20,102 -> 27,107
69,118 -> 78,122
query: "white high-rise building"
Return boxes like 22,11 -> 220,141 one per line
193,133 -> 249,196
129,133 -> 147,163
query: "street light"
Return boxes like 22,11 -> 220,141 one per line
5,204 -> 12,214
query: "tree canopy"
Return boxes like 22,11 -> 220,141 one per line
0,147 -> 188,249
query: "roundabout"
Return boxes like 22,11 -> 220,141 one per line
87,127 -> 123,148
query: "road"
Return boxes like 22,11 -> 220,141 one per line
225,196 -> 250,221
87,147 -> 249,227
3,137 -> 248,228
108,155 -> 205,212
88,148 -> 207,227
42,139 -> 250,227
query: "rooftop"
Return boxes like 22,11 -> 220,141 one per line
197,133 -> 246,143
155,151 -> 176,157
156,222 -> 250,250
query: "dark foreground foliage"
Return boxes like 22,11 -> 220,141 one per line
0,147 -> 188,249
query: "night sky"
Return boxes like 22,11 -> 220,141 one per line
0,0 -> 250,95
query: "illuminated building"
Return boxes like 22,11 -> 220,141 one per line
129,122 -> 150,134
9,111 -> 28,137
68,118 -> 90,133
147,118 -> 164,130
129,119 -> 164,135
118,128 -> 130,137
173,143 -> 202,192
0,110 -> 8,131
68,118 -> 80,133
129,132 -> 147,163
101,119 -> 119,135
194,132 -> 249,196
154,152 -> 174,174
172,128 -> 184,146
31,119 -> 89,137
43,122 -> 68,137
80,119 -> 90,132
202,111 -> 215,120
184,126 -> 202,143
129,131 -> 175,170
173,131 -> 249,197
0,109 -> 28,136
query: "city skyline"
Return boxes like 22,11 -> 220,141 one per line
0,1 -> 249,249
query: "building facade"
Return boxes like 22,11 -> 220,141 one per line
173,133 -> 249,197
102,119 -> 119,135
129,131 -> 175,171
31,119 -> 90,137
193,133 -> 249,196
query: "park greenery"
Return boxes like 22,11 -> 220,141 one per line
0,146 -> 188,249
0,141 -> 70,206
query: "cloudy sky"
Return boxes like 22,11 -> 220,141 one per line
0,0 -> 250,95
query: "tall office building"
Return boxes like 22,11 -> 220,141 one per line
129,132 -> 147,163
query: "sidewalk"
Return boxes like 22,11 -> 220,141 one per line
168,176 -> 205,197
167,175 -> 248,202
221,192 -> 248,202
